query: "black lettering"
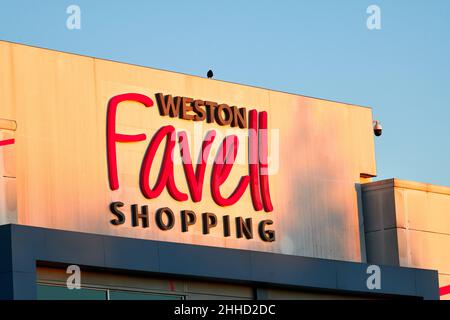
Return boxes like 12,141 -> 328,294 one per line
181,210 -> 197,232
259,220 -> 275,242
180,97 -> 194,120
131,204 -> 149,228
155,207 -> 175,230
202,212 -> 217,234
231,106 -> 247,128
109,201 -> 126,225
236,217 -> 253,239
204,101 -> 217,124
155,93 -> 181,117
223,215 -> 231,237
215,104 -> 232,126
192,100 -> 206,121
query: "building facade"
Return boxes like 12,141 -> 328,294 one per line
0,41 -> 447,300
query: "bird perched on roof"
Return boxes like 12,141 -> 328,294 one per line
207,70 -> 213,79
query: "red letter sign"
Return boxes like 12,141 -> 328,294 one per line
179,130 -> 216,202
107,93 -> 154,190
211,135 -> 250,206
140,125 -> 188,201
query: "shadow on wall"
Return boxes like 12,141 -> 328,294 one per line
276,101 -> 364,262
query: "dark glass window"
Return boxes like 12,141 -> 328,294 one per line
109,290 -> 182,300
37,284 -> 107,300
37,284 -> 184,300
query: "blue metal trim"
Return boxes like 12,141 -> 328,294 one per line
0,224 -> 439,300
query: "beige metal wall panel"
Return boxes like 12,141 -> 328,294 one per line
0,126 -> 17,224
396,228 -> 450,274
394,185 -> 450,235
0,42 -> 15,120
0,130 -> 15,177
362,178 -> 450,299
0,176 -> 17,225
0,40 -> 377,262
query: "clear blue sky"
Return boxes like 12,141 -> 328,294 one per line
1,0 -> 449,186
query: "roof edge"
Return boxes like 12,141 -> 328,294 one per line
362,178 -> 450,195
0,39 -> 372,110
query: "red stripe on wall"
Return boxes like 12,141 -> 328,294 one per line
0,139 -> 15,147
440,285 -> 450,296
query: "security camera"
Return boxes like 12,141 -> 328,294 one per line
373,120 -> 382,137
